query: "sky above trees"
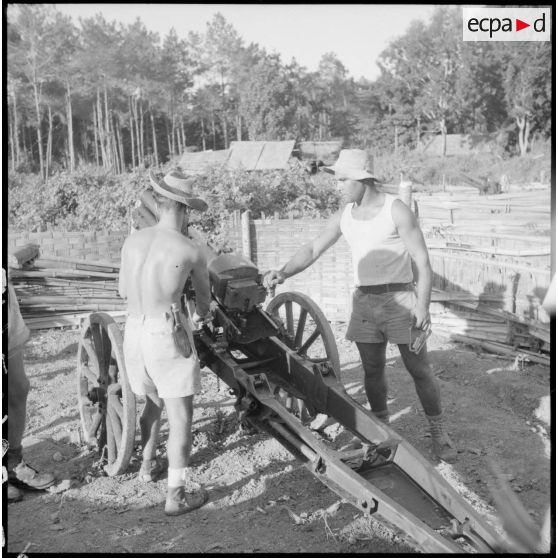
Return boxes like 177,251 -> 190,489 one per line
53,4 -> 438,81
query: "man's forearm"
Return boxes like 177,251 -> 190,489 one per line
280,244 -> 317,278
414,264 -> 432,309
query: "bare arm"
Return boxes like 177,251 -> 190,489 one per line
392,199 -> 432,328
264,210 -> 343,287
190,248 -> 211,317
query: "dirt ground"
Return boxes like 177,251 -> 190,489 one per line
5,321 -> 551,554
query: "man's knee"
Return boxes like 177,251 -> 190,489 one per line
357,342 -> 387,372
164,396 -> 194,429
8,353 -> 30,402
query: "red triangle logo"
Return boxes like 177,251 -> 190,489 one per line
516,18 -> 530,31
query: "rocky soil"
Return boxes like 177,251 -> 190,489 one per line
5,323 -> 551,554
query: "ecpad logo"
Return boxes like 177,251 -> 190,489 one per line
463,7 -> 551,42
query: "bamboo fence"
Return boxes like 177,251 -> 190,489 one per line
7,183 -> 552,364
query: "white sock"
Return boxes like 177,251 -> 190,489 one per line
168,467 -> 187,487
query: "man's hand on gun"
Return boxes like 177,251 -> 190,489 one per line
263,269 -> 287,298
192,310 -> 212,328
263,269 -> 286,290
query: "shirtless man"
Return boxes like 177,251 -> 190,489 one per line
264,149 -> 457,462
119,169 -> 211,515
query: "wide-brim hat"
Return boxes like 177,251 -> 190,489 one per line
149,170 -> 208,212
322,149 -> 376,181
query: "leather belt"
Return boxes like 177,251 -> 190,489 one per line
357,282 -> 413,294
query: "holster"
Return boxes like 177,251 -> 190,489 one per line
170,304 -> 193,358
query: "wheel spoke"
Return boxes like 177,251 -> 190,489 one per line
86,408 -> 104,439
285,301 -> 294,336
294,308 -> 308,349
81,363 -> 98,385
298,327 -> 321,356
81,338 -> 100,378
91,323 -> 110,381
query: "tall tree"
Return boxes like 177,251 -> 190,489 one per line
502,42 -> 552,156
201,13 -> 244,148
378,7 -> 463,156
7,4 -> 60,178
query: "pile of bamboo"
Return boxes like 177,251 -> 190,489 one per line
9,245 -> 125,330
431,290 -> 550,366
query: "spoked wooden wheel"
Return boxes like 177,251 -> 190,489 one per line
266,291 -> 341,423
77,313 -> 136,476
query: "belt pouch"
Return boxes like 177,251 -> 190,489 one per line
170,303 -> 193,358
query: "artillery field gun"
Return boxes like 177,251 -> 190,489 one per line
76,240 -> 505,553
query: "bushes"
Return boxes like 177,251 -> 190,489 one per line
8,165 -> 147,232
372,145 -> 551,190
8,147 -> 549,238
8,162 -> 341,242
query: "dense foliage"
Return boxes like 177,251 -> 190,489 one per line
7,164 -> 342,250
7,5 -> 552,180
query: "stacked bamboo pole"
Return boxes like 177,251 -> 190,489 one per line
9,245 -> 125,330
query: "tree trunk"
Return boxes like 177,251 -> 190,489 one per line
171,113 -> 176,156
176,125 -> 182,156
66,79 -> 75,172
201,118 -> 206,151
416,115 -> 421,148
129,96 -> 136,169
9,103 -> 16,172
236,112 -> 242,141
133,97 -> 141,166
12,89 -> 21,168
211,112 -> 216,150
103,81 -> 113,170
116,119 -> 125,172
108,113 -> 119,173
45,104 -> 53,179
139,100 -> 145,165
394,125 -> 399,152
166,117 -> 172,156
150,110 -> 159,167
440,118 -> 447,157
93,104 -> 100,166
220,75 -> 228,149
517,116 -> 530,157
96,90 -> 108,167
180,117 -> 186,152
32,77 -> 44,179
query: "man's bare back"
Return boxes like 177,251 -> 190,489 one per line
119,226 -> 210,317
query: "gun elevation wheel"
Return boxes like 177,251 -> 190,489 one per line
76,313 -> 136,476
266,291 -> 341,422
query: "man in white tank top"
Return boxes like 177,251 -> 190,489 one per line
264,149 -> 457,463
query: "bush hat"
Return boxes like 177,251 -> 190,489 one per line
149,169 -> 208,212
322,149 -> 376,181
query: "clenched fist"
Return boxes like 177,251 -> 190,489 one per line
263,269 -> 286,290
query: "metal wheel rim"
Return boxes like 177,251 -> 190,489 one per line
76,312 -> 136,476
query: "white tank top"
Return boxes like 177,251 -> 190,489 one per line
339,194 -> 413,286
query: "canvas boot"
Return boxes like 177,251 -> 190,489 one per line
8,460 -> 55,490
7,483 -> 23,503
427,413 -> 458,463
165,483 -> 209,516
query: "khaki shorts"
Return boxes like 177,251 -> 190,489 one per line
346,289 -> 416,344
123,313 -> 201,399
